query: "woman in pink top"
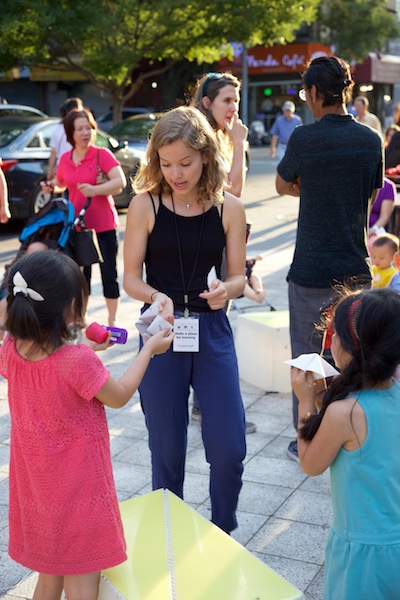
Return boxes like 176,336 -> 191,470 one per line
42,108 -> 126,326
0,250 -> 173,600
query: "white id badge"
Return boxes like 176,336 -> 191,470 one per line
173,317 -> 199,352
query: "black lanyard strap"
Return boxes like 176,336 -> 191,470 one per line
171,196 -> 205,318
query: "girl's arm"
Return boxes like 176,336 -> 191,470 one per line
95,328 -> 173,408
199,193 -> 246,310
291,368 -> 356,476
123,193 -> 174,318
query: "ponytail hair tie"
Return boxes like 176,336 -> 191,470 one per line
12,271 -> 44,302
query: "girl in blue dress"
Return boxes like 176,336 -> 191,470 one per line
291,287 -> 400,600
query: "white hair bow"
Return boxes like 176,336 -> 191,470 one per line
12,271 -> 44,302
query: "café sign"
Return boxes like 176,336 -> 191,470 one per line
219,42 -> 332,75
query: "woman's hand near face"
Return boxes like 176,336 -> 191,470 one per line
225,113 -> 248,145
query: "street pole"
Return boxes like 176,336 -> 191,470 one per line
241,45 -> 249,125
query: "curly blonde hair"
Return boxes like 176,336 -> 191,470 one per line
133,106 -> 226,205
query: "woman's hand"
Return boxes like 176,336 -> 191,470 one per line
153,292 -> 175,323
199,279 -> 228,310
41,179 -> 66,195
77,182 -> 96,197
0,205 -> 11,224
225,113 -> 248,145
40,180 -> 54,194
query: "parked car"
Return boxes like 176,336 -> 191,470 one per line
109,112 -> 251,171
0,117 -> 144,219
109,112 -> 162,153
96,107 -> 152,132
0,104 -> 48,118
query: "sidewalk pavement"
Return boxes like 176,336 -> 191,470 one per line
0,151 -> 329,599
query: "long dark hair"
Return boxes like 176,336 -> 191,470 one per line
6,251 -> 88,354
302,56 -> 354,108
193,71 -> 241,131
300,288 -> 400,441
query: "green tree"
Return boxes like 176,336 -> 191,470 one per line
0,0 -> 319,123
317,0 -> 400,61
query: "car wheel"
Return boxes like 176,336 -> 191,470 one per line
33,187 -> 52,214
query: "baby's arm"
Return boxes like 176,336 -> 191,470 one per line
243,282 -> 267,303
95,328 -> 173,408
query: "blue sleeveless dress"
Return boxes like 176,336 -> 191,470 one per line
324,381 -> 400,599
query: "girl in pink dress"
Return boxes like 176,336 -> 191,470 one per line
0,251 -> 173,600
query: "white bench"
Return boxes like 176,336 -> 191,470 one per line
235,310 -> 291,393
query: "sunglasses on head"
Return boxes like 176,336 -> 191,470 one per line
202,72 -> 224,98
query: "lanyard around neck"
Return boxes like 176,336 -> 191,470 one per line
171,196 -> 205,318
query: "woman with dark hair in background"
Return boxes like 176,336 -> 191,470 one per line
193,72 -> 248,197
275,55 -> 383,462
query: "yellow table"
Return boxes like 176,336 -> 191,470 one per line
99,489 -> 304,600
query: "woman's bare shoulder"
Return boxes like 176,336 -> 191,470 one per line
128,191 -> 156,213
222,191 -> 245,215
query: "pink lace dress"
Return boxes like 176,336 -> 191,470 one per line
0,336 -> 127,575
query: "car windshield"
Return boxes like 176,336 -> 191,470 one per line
0,107 -> 44,117
110,116 -> 159,140
0,120 -> 34,148
96,130 -> 119,150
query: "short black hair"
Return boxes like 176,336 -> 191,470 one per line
59,97 -> 83,118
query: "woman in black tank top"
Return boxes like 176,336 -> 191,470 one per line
123,106 -> 247,534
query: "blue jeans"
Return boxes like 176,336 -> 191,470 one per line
139,310 -> 246,533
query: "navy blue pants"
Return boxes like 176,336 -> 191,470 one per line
139,310 -> 246,533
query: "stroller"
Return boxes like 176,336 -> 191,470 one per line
0,196 -> 85,300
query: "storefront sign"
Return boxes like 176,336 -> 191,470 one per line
355,52 -> 400,85
219,42 -> 331,75
30,64 -> 86,82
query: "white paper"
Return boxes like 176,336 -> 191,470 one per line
147,314 -> 172,336
284,353 -> 340,379
207,266 -> 217,289
135,301 -> 173,339
139,301 -> 160,323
